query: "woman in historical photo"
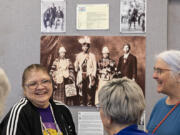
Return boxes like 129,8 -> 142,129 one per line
50,46 -> 77,106
95,46 -> 116,105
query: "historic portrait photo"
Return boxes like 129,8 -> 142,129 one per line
120,0 -> 146,33
40,36 -> 146,106
41,0 -> 66,33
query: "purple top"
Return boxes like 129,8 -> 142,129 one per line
38,106 -> 56,130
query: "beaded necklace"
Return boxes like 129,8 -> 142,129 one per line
40,104 -> 63,135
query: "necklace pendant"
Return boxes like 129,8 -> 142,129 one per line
58,132 -> 62,135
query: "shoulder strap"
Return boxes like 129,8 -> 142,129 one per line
152,101 -> 180,134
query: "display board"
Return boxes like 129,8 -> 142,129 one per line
0,0 -> 175,134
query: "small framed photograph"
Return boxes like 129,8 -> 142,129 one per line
41,0 -> 66,33
120,0 -> 146,33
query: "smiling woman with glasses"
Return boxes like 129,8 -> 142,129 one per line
147,50 -> 180,135
98,77 -> 150,135
0,64 -> 76,135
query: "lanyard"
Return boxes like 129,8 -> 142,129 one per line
152,101 -> 180,134
40,104 -> 62,135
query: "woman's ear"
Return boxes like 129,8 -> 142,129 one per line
174,71 -> 180,83
106,115 -> 112,125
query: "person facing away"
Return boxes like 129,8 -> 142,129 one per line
0,68 -> 10,118
117,43 -> 137,81
147,50 -> 180,135
0,64 -> 76,135
98,77 -> 151,135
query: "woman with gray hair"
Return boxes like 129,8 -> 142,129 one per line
147,50 -> 180,135
98,77 -> 150,135
0,68 -> 10,118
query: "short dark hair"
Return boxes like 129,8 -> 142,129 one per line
124,43 -> 131,50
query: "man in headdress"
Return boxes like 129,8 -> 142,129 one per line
74,36 -> 97,106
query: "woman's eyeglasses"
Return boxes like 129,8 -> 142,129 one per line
153,67 -> 171,75
25,79 -> 52,90
96,104 -> 103,111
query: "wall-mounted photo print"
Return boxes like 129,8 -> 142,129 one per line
120,0 -> 146,33
40,36 -> 146,106
41,0 -> 66,33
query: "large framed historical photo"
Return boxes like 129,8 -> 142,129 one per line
120,0 -> 146,33
40,36 -> 146,107
41,0 -> 66,33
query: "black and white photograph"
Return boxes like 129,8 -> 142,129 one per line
41,0 -> 66,33
120,0 -> 146,33
40,36 -> 146,106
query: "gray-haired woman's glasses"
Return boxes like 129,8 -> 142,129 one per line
153,67 -> 171,75
96,104 -> 103,111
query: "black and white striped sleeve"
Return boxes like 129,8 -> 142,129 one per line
0,98 -> 28,135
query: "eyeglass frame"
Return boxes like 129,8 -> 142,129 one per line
96,104 -> 103,111
24,79 -> 52,90
153,67 -> 172,75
